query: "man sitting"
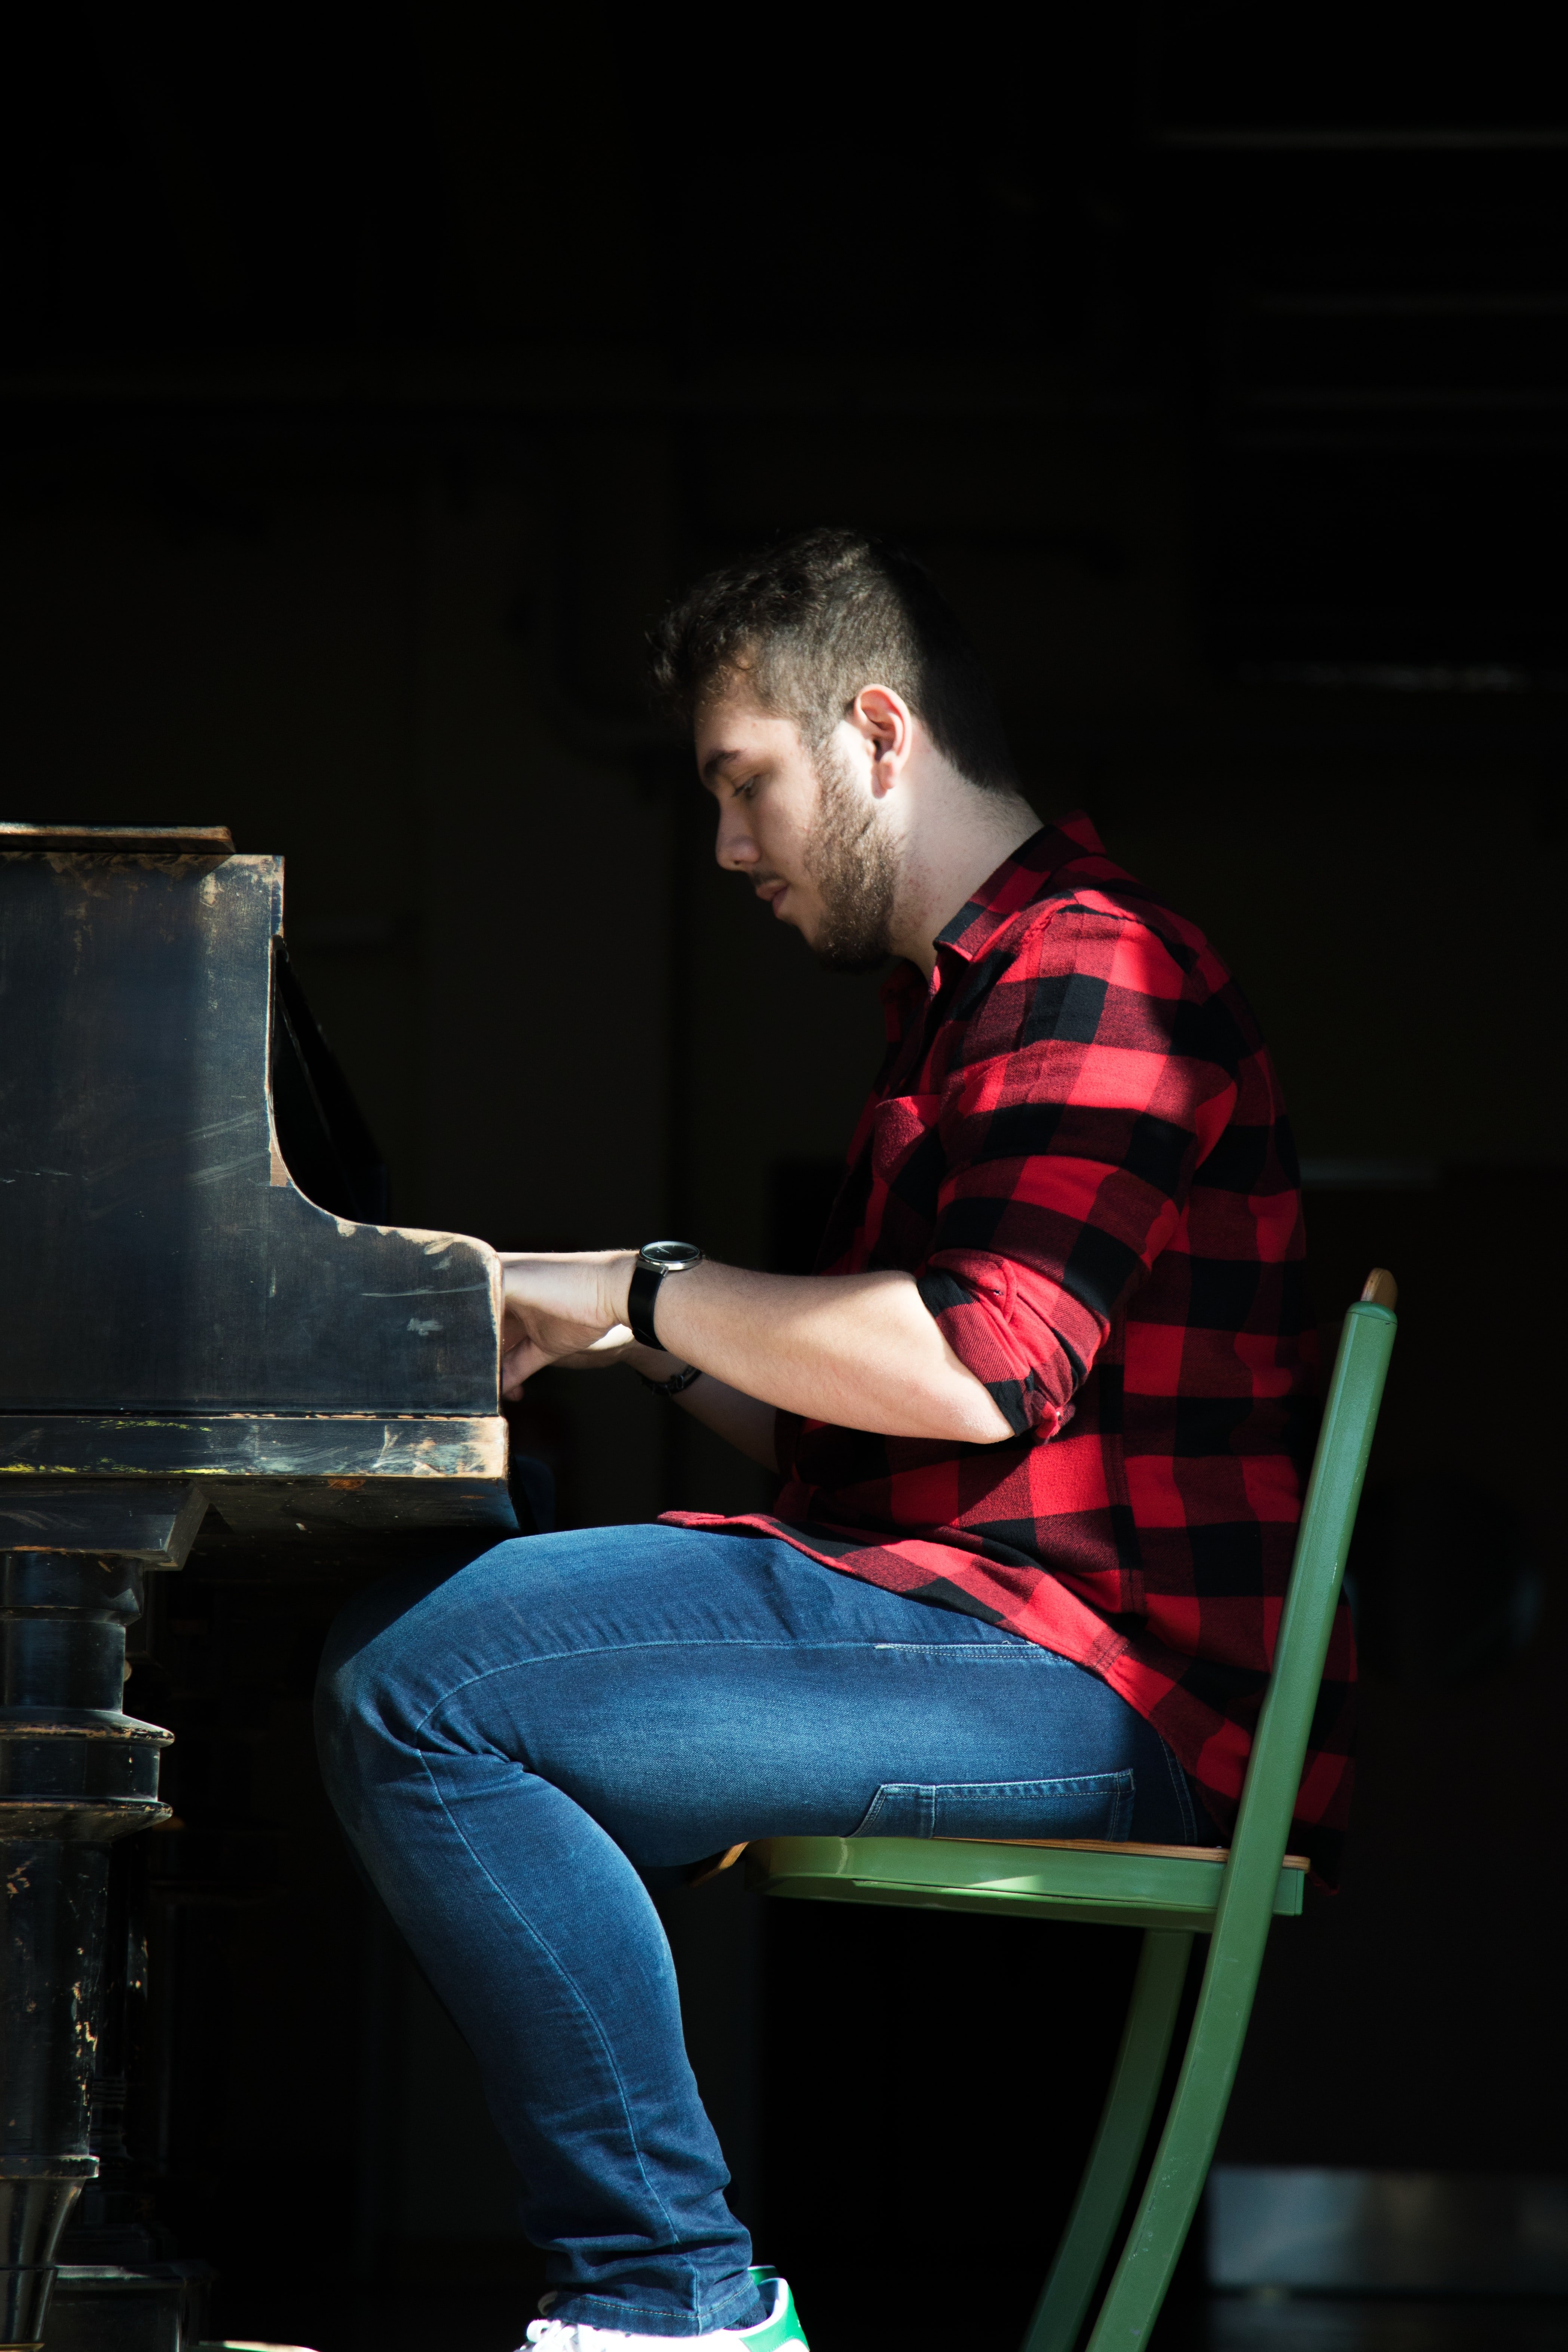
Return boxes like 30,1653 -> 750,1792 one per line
317,529 -> 1346,2351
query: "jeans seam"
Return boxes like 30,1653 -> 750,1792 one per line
1156,1736 -> 1200,1843
867,1642 -> 1068,1660
559,2300 -> 752,2328
410,1748 -> 691,2287
401,1636 -> 1051,1748
562,2279 -> 762,2330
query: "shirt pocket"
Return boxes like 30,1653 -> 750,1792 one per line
849,1773 -> 1134,1843
857,1091 -> 946,1262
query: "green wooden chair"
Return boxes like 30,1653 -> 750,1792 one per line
743,1270 -> 1398,2352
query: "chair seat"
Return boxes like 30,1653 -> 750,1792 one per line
745,1833 -> 1307,1933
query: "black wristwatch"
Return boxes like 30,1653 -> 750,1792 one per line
627,1239 -> 705,1349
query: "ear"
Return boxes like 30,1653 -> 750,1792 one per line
848,685 -> 915,798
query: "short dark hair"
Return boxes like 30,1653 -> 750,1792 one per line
647,527 -> 1019,795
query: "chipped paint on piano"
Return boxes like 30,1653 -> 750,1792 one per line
0,1414 -> 517,1547
0,823 -> 519,1552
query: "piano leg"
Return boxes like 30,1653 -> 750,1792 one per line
0,1546 -> 173,2352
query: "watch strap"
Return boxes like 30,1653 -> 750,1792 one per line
637,1362 -> 704,1397
627,1258 -> 665,1348
628,1240 -> 705,1349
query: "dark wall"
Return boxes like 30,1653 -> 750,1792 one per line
3,6 -> 1566,2343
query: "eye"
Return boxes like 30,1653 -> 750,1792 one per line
733,774 -> 760,802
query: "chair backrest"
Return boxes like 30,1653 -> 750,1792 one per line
1223,1268 -> 1397,1897
1068,1275 -> 1399,2351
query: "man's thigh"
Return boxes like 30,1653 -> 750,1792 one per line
322,1522 -> 1186,1862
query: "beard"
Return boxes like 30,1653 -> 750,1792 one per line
802,741 -> 898,973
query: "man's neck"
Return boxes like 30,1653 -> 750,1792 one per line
889,784 -> 1041,975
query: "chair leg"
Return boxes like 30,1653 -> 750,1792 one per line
1082,1914 -> 1274,2349
1019,1930 -> 1192,2352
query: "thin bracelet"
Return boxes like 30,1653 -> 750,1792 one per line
637,1362 -> 704,1397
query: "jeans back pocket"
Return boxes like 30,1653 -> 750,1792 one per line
851,1773 -> 1134,1844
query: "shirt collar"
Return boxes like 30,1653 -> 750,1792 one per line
934,810 -> 1112,962
878,811 -> 1114,1032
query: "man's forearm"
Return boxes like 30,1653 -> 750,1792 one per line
672,1372 -> 779,1467
497,1249 -> 1014,1443
647,1261 -> 1011,1443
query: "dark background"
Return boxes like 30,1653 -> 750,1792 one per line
3,5 -> 1565,2348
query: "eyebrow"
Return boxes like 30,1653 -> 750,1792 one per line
700,746 -> 744,787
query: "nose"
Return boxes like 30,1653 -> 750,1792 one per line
714,799 -> 759,873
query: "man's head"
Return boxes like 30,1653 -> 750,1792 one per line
649,530 -> 1027,972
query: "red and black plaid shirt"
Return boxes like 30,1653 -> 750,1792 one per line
670,814 -> 1351,1877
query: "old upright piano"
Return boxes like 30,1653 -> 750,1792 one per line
0,826 -> 527,2352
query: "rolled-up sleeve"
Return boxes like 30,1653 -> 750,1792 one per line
915,905 -> 1238,1436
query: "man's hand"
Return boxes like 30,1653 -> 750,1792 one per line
498,1250 -> 636,1399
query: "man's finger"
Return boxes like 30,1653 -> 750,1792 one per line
502,1340 -> 551,1397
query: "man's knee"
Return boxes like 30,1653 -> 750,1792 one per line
313,1580 -> 430,1811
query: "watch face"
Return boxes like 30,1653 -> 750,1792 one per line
640,1239 -> 704,1272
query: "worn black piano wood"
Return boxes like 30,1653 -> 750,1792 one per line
0,1417 -> 515,1541
0,826 -> 519,2351
0,832 -> 502,1420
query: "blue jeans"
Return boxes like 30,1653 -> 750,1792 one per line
315,1523 -> 1199,2337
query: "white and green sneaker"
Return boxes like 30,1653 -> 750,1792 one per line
523,2268 -> 808,2352
736,2270 -> 806,2350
